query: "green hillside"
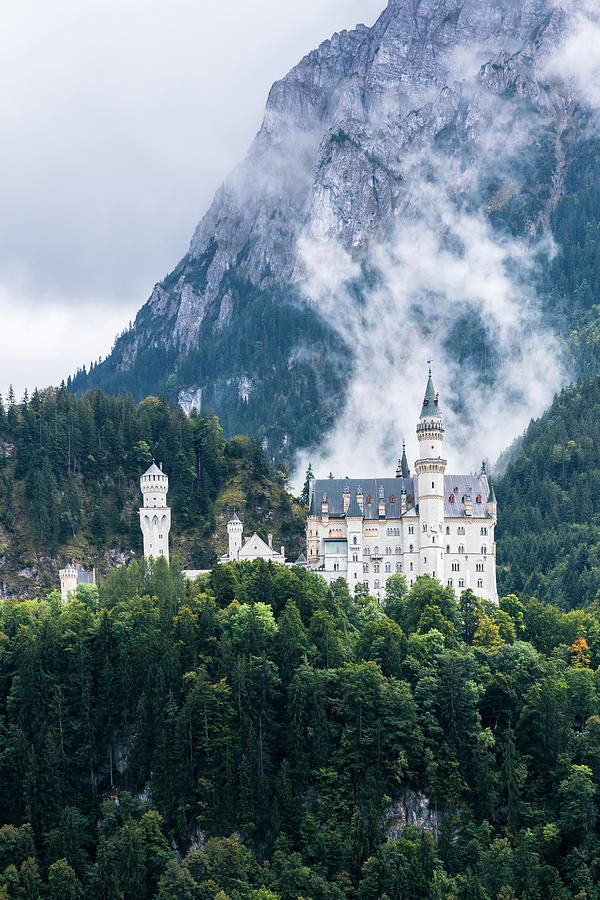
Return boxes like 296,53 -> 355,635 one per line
0,562 -> 599,897
496,375 -> 600,608
0,387 -> 306,597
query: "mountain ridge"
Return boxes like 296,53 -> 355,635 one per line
70,0 -> 596,465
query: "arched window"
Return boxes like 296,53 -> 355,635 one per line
395,546 -> 401,554
446,544 -> 450,553
458,544 -> 464,554
366,495 -> 372,504
448,579 -> 453,587
390,495 -> 395,503
480,526 -> 488,535
446,526 -> 450,535
458,579 -> 464,588
374,563 -> 380,573
363,564 -> 369,573
386,546 -> 391,554
385,563 -> 391,573
374,580 -> 380,589
407,494 -> 413,503
458,527 -> 465,535
476,562 -> 484,572
477,578 -> 483,588
451,562 -> 460,572
409,544 -> 413,553
449,494 -> 455,503
408,525 -> 414,534
396,562 -> 402,573
353,536 -> 358,544
481,545 -> 487,555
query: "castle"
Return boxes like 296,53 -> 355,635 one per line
219,512 -> 287,564
59,563 -> 96,602
137,464 -> 292,569
305,370 -> 498,603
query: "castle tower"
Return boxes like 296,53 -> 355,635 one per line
139,462 -> 171,562
59,563 -> 78,602
228,512 -> 243,561
415,368 -> 446,580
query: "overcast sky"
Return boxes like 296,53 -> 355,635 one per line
0,0 -> 384,399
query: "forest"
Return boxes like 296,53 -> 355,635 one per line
496,374 -> 600,608
0,560 -> 598,898
0,386 -> 305,593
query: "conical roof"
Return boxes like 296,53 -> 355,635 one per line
143,462 -> 163,477
345,493 -> 363,517
420,368 -> 441,418
228,510 -> 242,524
401,440 -> 410,477
488,483 -> 497,503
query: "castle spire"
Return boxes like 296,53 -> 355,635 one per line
420,366 -> 441,418
401,440 -> 410,477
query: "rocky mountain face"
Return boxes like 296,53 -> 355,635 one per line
71,0 -> 596,461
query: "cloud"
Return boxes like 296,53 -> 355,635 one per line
545,0 -> 600,109
294,91 -> 567,484
0,0 -> 384,395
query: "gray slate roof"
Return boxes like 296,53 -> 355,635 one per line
310,474 -> 493,519
420,371 -> 441,418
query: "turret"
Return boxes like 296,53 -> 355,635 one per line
321,494 -> 329,524
227,511 -> 243,561
343,485 -> 351,514
486,483 -> 497,522
378,485 -> 386,518
396,440 -> 411,478
139,462 -> 171,561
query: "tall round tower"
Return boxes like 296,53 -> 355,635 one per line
139,462 -> 171,561
415,369 -> 446,580
227,511 -> 243,561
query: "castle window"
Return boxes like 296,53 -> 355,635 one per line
353,536 -> 358,544
390,495 -> 395,503
408,525 -> 414,535
385,563 -> 391,573
446,526 -> 450,534
395,546 -> 401,554
363,547 -> 368,555
374,563 -> 380,573
458,579 -> 464,588
410,562 -> 414,571
481,527 -> 487,536
481,546 -> 487,555
451,562 -> 460,572
477,578 -> 483,588
446,545 -> 450,553
432,481 -> 435,489
449,494 -> 455,503
374,580 -> 380,589
423,524 -> 427,532
457,527 -> 465,535
454,487 -> 458,492
458,545 -> 464,554
386,547 -> 391,554
448,579 -> 453,587
409,544 -> 413,553
396,563 -> 402,573
476,562 -> 484,572
476,495 -> 482,503
407,494 -> 413,503
333,563 -> 339,571
366,495 -> 372,504
432,535 -> 435,543
363,564 -> 369,573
